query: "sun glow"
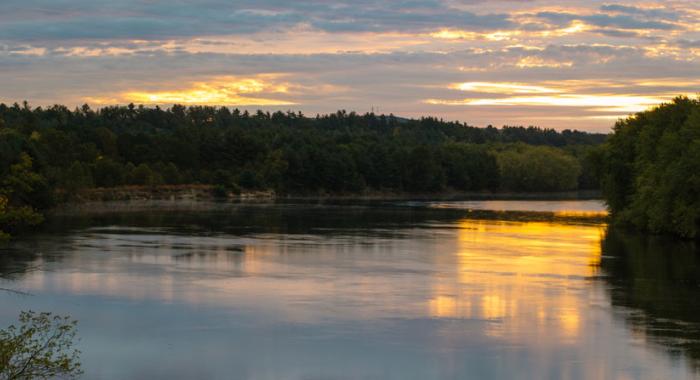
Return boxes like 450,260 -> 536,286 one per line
87,75 -> 295,106
425,94 -> 668,113
125,76 -> 293,106
430,20 -> 591,43
449,82 -> 560,94
516,56 -> 574,68
429,29 -> 522,42
441,79 -> 700,116
429,29 -> 481,40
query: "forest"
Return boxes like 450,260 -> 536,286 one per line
0,102 -> 607,238
600,96 -> 700,238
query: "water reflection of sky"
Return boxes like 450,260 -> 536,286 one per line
0,202 -> 697,379
426,199 -> 608,216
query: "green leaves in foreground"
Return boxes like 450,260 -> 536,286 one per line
0,311 -> 82,380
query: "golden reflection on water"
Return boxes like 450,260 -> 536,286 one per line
8,208 -> 700,379
429,219 -> 605,343
20,217 -> 606,343
553,210 -> 608,218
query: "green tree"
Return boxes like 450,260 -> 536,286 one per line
260,150 -> 288,192
405,146 -> 445,192
440,143 -> 499,191
601,96 -> 700,237
238,169 -> 260,189
93,158 -> 125,187
160,162 -> 182,185
496,145 -> 581,192
0,197 -> 43,241
0,153 -> 45,239
60,161 -> 94,194
127,164 -> 163,186
0,311 -> 82,380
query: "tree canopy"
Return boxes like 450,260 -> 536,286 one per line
0,102 -> 607,237
601,96 -> 700,238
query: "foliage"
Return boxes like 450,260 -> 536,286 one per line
0,102 -> 604,196
0,149 -> 45,239
0,197 -> 11,241
126,163 -> 163,186
495,144 -> 582,192
600,96 -> 700,238
0,196 -> 43,241
0,102 -> 608,235
0,311 -> 82,380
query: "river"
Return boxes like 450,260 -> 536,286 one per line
1,200 -> 698,379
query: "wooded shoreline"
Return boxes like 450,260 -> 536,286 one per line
65,184 -> 603,203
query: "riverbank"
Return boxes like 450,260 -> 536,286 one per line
2,185 -> 605,240
48,196 -> 608,226
72,185 -> 274,202
70,184 -> 602,203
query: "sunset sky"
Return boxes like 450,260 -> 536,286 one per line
1,0 -> 699,131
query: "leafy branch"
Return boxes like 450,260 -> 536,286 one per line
0,311 -> 82,380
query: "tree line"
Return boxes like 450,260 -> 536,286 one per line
0,102 -> 607,237
600,96 -> 700,238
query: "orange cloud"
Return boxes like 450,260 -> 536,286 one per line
425,94 -> 672,114
86,75 -> 296,106
449,82 -> 560,94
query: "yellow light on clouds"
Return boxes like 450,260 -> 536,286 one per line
126,76 -> 294,106
89,75 -> 296,106
429,29 -> 481,40
450,82 -> 560,94
430,20 -> 589,43
516,56 -> 574,68
426,94 -> 668,113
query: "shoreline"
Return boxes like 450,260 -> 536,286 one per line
70,184 -> 603,203
49,187 -> 608,225
49,201 -> 608,226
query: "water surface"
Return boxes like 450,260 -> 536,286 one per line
1,200 -> 698,379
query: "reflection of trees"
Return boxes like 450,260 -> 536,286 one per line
45,202 -> 474,236
0,247 -> 41,295
46,202 -> 607,237
600,228 -> 700,366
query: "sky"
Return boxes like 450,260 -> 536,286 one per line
1,1 -> 699,132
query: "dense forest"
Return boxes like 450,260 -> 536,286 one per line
0,102 -> 607,238
600,96 -> 700,238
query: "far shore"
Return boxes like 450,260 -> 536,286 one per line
63,184 -> 602,203
49,185 -> 607,225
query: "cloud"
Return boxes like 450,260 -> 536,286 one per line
676,39 -> 700,48
600,4 -> 679,21
535,11 -> 677,30
0,1 -> 698,132
103,75 -> 296,106
449,82 -> 560,94
0,0 -> 512,42
424,94 -> 669,114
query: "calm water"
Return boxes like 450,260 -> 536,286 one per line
1,200 -> 699,380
